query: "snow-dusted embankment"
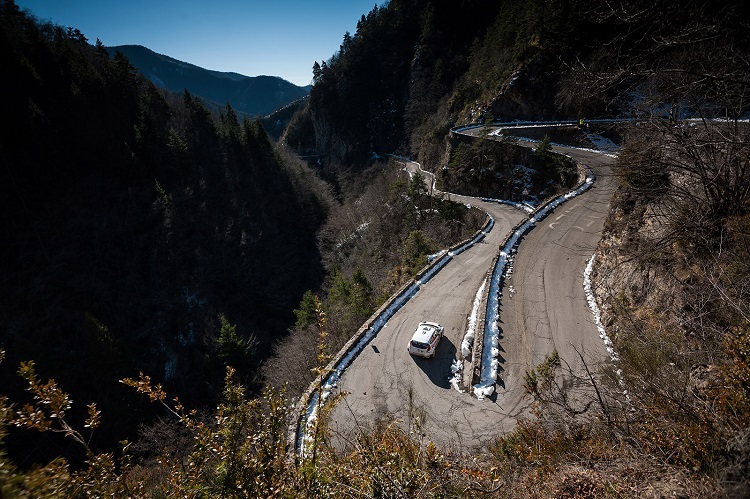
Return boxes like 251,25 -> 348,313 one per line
584,253 -> 628,398
449,278 -> 488,392
583,254 -> 617,362
462,278 -> 487,358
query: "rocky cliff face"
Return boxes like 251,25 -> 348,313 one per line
590,191 -> 686,345
586,120 -> 750,488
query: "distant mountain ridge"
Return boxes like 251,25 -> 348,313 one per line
107,44 -> 309,117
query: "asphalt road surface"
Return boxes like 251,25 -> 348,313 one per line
497,144 -> 617,417
328,140 -> 616,452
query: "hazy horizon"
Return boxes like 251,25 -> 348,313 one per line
15,0 -> 379,87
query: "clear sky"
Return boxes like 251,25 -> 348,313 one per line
15,0 -> 379,86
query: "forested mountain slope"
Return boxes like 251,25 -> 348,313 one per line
106,44 -> 309,117
285,0 -> 750,170
2,0 -> 750,495
1,0 -> 327,461
283,0 -> 600,167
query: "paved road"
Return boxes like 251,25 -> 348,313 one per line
328,139 -> 616,452
497,144 -> 616,414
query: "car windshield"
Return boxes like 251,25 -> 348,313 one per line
411,340 -> 429,350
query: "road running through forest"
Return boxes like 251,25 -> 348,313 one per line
326,131 -> 616,452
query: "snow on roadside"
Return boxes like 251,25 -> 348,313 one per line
473,246 -> 511,399
461,278 -> 487,358
454,276 -> 489,394
583,254 -> 617,361
481,197 -> 534,213
427,249 -> 447,262
449,359 -> 464,392
584,254 -> 629,399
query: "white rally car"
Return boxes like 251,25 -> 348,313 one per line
407,321 -> 444,358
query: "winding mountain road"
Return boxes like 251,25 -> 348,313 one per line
326,130 -> 616,451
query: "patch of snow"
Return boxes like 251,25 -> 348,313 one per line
585,133 -> 619,153
583,254 -> 618,361
473,384 -> 495,399
449,359 -> 464,392
462,278 -> 487,358
427,250 -> 447,262
480,197 -> 534,213
504,252 -> 515,280
584,254 -> 628,400
335,221 -> 370,249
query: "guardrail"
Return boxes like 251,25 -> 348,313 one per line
452,117 -> 637,135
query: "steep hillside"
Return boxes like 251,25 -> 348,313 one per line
3,0 -> 750,495
284,0 -> 501,166
283,0 -> 601,169
106,44 -> 309,117
1,2 -> 327,461
587,118 -> 750,492
260,97 -> 308,141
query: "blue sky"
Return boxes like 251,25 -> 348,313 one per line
15,0 -> 379,86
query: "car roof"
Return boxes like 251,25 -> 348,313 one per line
412,322 -> 441,341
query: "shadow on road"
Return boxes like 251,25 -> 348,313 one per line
411,336 -> 457,389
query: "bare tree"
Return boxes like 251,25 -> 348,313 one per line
557,0 -> 750,119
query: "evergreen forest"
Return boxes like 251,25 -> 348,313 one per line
2,0 -> 750,496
